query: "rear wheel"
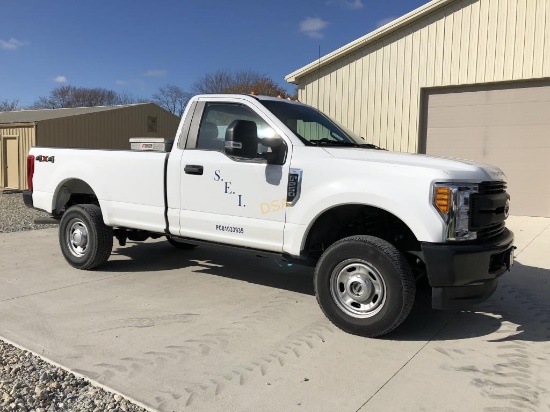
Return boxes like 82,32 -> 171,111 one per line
314,235 -> 415,337
59,204 -> 113,270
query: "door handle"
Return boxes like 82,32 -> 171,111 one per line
184,164 -> 204,175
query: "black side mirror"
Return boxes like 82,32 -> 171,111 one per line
225,120 -> 258,159
260,137 -> 287,165
260,137 -> 283,148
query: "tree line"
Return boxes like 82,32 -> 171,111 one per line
0,70 -> 294,117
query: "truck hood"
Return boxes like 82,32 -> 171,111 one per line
322,147 -> 506,181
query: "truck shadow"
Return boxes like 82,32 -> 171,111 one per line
105,240 -> 315,296
386,262 -> 550,343
105,242 -> 549,343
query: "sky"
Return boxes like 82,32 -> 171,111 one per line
0,0 -> 428,107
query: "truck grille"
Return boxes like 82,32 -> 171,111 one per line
470,181 -> 509,241
478,181 -> 507,195
476,222 -> 506,239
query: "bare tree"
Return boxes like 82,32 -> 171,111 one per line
191,70 -> 290,97
152,85 -> 192,117
0,99 -> 20,112
31,86 -> 140,109
191,70 -> 234,94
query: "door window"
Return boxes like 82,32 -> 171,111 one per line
196,103 -> 274,156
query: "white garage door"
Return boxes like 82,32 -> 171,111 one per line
423,81 -> 550,217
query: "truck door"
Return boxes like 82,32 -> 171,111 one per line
178,101 -> 291,252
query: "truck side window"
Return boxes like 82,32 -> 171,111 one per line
196,103 -> 273,156
197,121 -> 225,151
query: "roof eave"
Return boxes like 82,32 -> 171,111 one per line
0,122 -> 36,128
0,103 -> 152,123
285,0 -> 454,84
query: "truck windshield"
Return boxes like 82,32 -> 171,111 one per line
260,100 -> 364,147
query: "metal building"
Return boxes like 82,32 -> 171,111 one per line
286,0 -> 550,217
0,103 -> 179,190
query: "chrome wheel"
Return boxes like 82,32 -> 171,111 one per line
330,259 -> 387,318
65,219 -> 89,258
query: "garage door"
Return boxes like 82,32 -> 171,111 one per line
423,81 -> 550,217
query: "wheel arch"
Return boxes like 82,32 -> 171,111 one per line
300,202 -> 422,260
51,178 -> 100,216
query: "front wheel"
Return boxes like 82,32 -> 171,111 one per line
59,204 -> 113,270
314,235 -> 415,337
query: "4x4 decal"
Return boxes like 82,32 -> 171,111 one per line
36,155 -> 55,163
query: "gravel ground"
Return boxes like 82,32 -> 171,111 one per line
0,340 -> 148,412
0,192 -> 149,412
0,192 -> 57,233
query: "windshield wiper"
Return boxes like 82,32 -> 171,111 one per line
310,140 -> 356,147
310,140 -> 386,150
357,143 -> 386,150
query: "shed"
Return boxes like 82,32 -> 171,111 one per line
286,0 -> 550,217
0,103 -> 179,190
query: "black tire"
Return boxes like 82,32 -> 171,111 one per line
314,235 -> 415,337
166,236 -> 197,250
59,204 -> 113,270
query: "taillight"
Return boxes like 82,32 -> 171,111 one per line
27,155 -> 35,190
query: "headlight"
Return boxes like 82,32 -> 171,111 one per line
433,183 -> 478,241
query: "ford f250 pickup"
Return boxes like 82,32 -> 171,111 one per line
24,94 -> 515,337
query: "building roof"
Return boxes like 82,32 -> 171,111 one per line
0,103 -> 150,124
285,0 -> 454,84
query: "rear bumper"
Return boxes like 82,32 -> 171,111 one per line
421,229 -> 514,310
23,190 -> 34,209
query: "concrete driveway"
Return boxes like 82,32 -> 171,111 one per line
0,216 -> 549,412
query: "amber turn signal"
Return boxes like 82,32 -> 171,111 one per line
435,187 -> 451,214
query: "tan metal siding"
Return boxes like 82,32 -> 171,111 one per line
400,29 -> 413,151
353,50 -> 365,133
493,0 -> 508,80
36,104 -> 179,150
0,125 -> 35,190
297,0 -> 550,153
533,0 -> 546,77
365,48 -> 377,145
408,28 -> 421,151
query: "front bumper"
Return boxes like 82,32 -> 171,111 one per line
421,228 -> 514,310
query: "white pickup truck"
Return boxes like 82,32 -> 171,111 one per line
24,94 -> 515,337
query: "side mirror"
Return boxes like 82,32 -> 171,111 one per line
225,120 -> 258,159
260,137 -> 287,166
260,137 -> 283,148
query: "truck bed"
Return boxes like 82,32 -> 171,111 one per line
30,148 -> 169,233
